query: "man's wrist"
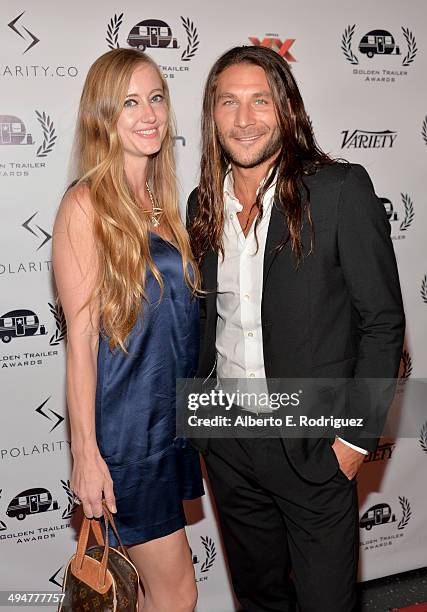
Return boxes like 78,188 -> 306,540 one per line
337,437 -> 368,455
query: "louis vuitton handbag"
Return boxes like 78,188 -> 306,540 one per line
59,502 -> 139,611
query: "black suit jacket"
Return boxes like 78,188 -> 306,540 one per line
187,163 -> 405,482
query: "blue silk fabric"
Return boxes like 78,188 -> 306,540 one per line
95,232 -> 204,545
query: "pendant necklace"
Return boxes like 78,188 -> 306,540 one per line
145,181 -> 163,228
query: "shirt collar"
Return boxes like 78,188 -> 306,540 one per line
223,166 -> 277,214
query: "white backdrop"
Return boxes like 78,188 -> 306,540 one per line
1,1 -> 426,610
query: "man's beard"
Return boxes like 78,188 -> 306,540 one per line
218,126 -> 282,169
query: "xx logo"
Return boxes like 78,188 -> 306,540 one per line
8,12 -> 40,54
249,37 -> 296,61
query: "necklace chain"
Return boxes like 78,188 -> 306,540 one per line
145,181 -> 163,227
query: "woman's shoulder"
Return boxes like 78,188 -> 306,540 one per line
54,180 -> 94,236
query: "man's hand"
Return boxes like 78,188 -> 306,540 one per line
332,438 -> 365,480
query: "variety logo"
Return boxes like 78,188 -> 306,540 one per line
341,129 -> 397,149
22,212 -> 52,250
106,13 -> 199,78
7,12 -> 39,54
0,111 -> 56,177
191,536 -> 217,583
0,480 -> 78,544
364,440 -> 396,463
249,34 -> 296,61
341,25 -> 417,83
380,193 -> 414,241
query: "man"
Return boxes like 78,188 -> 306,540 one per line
187,46 -> 404,612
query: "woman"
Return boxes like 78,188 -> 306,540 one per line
53,48 -> 204,611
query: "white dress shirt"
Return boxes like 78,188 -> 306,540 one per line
216,170 -> 368,455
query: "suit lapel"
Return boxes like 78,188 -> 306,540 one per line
263,202 -> 288,289
202,248 -> 218,295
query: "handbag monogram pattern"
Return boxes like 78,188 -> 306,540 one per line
59,503 -> 139,611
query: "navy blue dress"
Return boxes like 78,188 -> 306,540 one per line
95,232 -> 204,545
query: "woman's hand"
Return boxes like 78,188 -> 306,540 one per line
71,447 -> 116,518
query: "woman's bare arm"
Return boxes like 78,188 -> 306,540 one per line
52,186 -> 115,518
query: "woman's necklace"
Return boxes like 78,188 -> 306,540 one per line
145,181 -> 163,228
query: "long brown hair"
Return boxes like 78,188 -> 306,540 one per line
74,48 -> 199,351
190,45 -> 333,264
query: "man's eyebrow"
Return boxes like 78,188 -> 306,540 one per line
216,90 -> 272,98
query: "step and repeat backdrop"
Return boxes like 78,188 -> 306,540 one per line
1,0 -> 426,609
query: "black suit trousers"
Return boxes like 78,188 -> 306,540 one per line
204,436 -> 359,612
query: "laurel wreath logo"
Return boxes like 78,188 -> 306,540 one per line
341,25 -> 359,65
61,480 -> 79,520
200,536 -> 217,572
106,13 -> 123,50
419,422 -> 427,454
397,496 -> 412,530
422,116 -> 427,146
35,111 -> 56,158
400,350 -> 413,379
401,27 -> 417,66
399,193 -> 414,231
180,17 -> 199,62
48,302 -> 67,346
0,489 -> 5,532
421,275 -> 427,304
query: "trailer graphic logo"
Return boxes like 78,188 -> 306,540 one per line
0,111 -> 56,175
360,497 -> 411,532
0,309 -> 47,344
8,12 -> 40,54
341,25 -> 417,83
127,19 -> 179,50
380,193 -> 415,241
6,488 -> 60,521
106,13 -> 199,75
249,34 -> 296,61
0,115 -> 33,146
0,303 -> 66,347
359,30 -> 401,58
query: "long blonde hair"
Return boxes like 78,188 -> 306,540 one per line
74,48 -> 199,351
